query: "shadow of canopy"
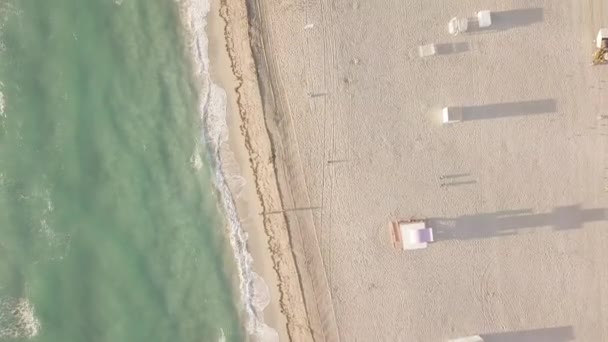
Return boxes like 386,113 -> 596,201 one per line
461,99 -> 557,121
467,8 -> 544,33
429,205 -> 607,241
481,326 -> 574,342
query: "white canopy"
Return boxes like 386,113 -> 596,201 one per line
448,17 -> 469,35
442,107 -> 463,124
477,11 -> 492,28
392,221 -> 434,250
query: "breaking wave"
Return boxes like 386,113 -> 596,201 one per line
0,86 -> 5,118
0,297 -> 41,339
178,1 -> 278,341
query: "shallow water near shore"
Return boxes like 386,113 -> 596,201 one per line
0,0 -> 243,341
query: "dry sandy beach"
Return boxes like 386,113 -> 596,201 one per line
210,0 -> 608,341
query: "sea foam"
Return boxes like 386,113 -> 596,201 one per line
0,297 -> 41,339
0,87 -> 5,118
178,1 -> 278,340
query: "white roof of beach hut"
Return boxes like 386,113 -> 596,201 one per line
419,44 -> 437,57
448,17 -> 469,35
477,11 -> 492,28
392,220 -> 434,250
442,107 -> 463,124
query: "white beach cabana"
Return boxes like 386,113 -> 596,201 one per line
449,11 -> 491,35
448,17 -> 469,35
442,106 -> 463,124
419,44 -> 437,57
477,11 -> 492,29
391,220 -> 434,250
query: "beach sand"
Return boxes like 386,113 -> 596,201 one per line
213,0 -> 608,341
207,1 -> 314,341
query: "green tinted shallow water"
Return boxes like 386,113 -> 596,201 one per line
0,0 -> 242,341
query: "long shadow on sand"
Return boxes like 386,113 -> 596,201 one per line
435,42 -> 470,55
461,99 -> 557,121
467,7 -> 544,33
481,326 -> 575,342
429,205 -> 607,241
492,8 -> 545,31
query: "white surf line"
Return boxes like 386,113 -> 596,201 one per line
178,1 -> 278,340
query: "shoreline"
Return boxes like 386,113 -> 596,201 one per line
206,0 -> 290,340
175,0 -> 288,339
205,0 -> 316,341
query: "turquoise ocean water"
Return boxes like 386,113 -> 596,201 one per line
0,0 -> 245,341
